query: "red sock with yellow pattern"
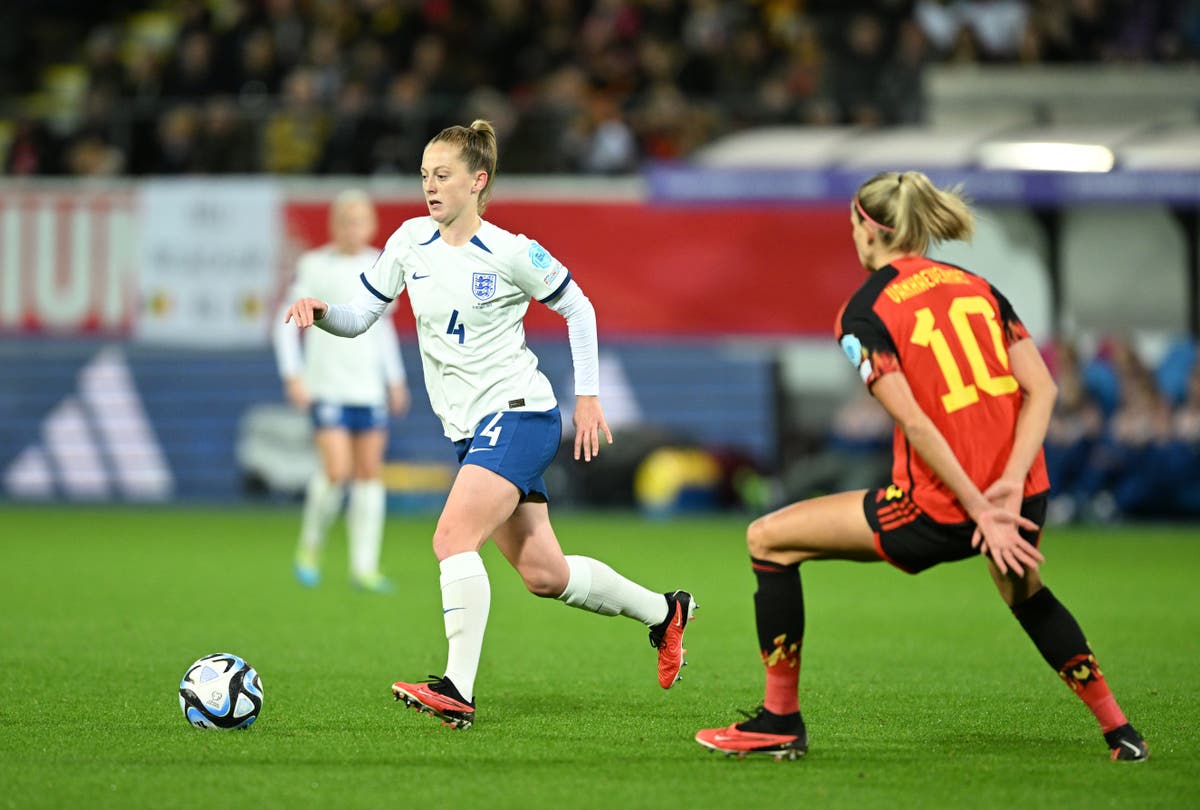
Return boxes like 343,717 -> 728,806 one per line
1012,587 -> 1128,732
751,557 -> 803,716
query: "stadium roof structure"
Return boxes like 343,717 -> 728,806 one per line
649,122 -> 1200,205
664,65 -> 1200,205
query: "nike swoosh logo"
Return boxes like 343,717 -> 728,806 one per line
467,447 -> 491,453
443,607 -> 463,614
1121,740 -> 1142,755
410,273 -> 430,280
713,732 -> 790,743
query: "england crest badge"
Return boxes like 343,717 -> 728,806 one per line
472,272 -> 498,301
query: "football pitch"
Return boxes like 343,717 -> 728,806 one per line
1,506 -> 1197,809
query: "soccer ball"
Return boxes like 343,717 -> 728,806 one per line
178,652 -> 264,730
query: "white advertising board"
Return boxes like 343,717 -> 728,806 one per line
135,180 -> 280,346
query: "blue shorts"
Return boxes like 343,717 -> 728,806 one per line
310,402 -> 388,433
453,407 -> 562,503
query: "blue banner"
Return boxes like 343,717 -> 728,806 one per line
645,164 -> 1200,205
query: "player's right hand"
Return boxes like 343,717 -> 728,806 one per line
972,507 -> 1044,577
285,297 -> 328,328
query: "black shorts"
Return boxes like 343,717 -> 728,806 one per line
863,486 -> 1047,574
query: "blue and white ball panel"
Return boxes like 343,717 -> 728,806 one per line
453,407 -> 562,501
310,402 -> 388,432
179,652 -> 263,730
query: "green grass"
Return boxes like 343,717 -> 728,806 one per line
1,506 -> 1197,809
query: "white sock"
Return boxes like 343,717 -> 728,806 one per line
298,472 -> 344,556
347,479 -> 386,579
440,551 -> 490,702
557,556 -> 668,627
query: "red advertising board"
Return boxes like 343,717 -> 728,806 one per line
284,200 -> 864,338
3,187 -> 863,339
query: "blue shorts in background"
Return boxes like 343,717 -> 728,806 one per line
310,402 -> 388,433
453,407 -> 562,502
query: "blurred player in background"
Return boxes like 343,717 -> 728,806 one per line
285,120 -> 695,729
696,171 -> 1147,762
274,190 -> 410,593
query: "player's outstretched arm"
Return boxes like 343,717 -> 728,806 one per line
872,371 -> 1043,575
290,287 -> 389,338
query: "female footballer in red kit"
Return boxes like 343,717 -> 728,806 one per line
695,171 -> 1147,762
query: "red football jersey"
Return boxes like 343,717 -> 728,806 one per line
836,255 -> 1050,524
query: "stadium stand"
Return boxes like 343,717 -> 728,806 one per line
1,1 -> 1198,177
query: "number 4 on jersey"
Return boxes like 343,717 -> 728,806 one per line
446,309 -> 465,344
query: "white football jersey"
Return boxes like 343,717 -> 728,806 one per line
362,217 -> 572,440
275,244 -> 404,406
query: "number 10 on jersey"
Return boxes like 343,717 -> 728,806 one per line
910,295 -> 1018,414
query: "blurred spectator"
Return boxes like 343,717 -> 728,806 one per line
265,0 -> 308,69
474,0 -> 536,92
305,28 -> 344,104
196,96 -> 257,174
504,65 -> 589,173
5,116 -> 60,176
346,37 -> 393,96
262,68 -> 329,174
64,134 -> 125,176
1020,0 -> 1109,62
1074,367 -> 1174,521
317,80 -> 377,175
153,104 -> 202,174
828,12 -> 890,126
678,0 -> 736,98
370,71 -> 433,174
83,25 -> 126,100
1164,357 -> 1200,515
880,19 -> 932,124
1044,341 -> 1105,523
1154,337 -> 1198,406
162,31 -> 221,99
233,28 -> 283,103
574,91 -> 639,174
916,0 -> 1030,61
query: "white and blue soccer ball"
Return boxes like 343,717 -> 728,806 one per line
178,653 -> 264,730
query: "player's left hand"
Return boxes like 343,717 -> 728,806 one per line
573,395 -> 613,462
971,478 -> 1024,550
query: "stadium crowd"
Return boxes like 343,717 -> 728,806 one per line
1042,336 -> 1200,522
2,0 -> 1198,177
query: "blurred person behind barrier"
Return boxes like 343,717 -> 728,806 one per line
273,190 -> 410,592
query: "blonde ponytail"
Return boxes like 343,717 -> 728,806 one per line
854,171 -> 974,255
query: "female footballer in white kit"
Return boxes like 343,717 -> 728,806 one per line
285,120 -> 695,729
274,190 -> 410,593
